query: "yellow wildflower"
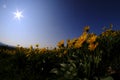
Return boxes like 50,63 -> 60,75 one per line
67,38 -> 77,48
79,32 -> 88,42
75,32 -> 88,48
67,40 -> 72,48
87,35 -> 97,43
57,40 -> 64,48
74,41 -> 83,48
88,42 -> 98,51
40,48 -> 47,53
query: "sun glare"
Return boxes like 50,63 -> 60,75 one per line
13,9 -> 23,20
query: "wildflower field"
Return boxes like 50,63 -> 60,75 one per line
0,26 -> 120,80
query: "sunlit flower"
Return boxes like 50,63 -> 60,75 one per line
57,40 -> 64,48
74,41 -> 83,48
40,48 -> 47,53
67,38 -> 77,48
88,42 -> 98,51
75,32 -> 88,48
87,35 -> 97,43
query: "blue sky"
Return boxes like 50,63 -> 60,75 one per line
0,0 -> 120,48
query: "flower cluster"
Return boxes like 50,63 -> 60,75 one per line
57,40 -> 64,48
0,25 -> 120,80
74,32 -> 88,48
87,33 -> 98,51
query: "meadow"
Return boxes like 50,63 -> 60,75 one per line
0,26 -> 120,80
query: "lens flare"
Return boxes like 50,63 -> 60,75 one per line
13,9 -> 23,20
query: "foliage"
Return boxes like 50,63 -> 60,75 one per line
0,26 -> 120,80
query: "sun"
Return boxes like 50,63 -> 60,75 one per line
13,9 -> 23,20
